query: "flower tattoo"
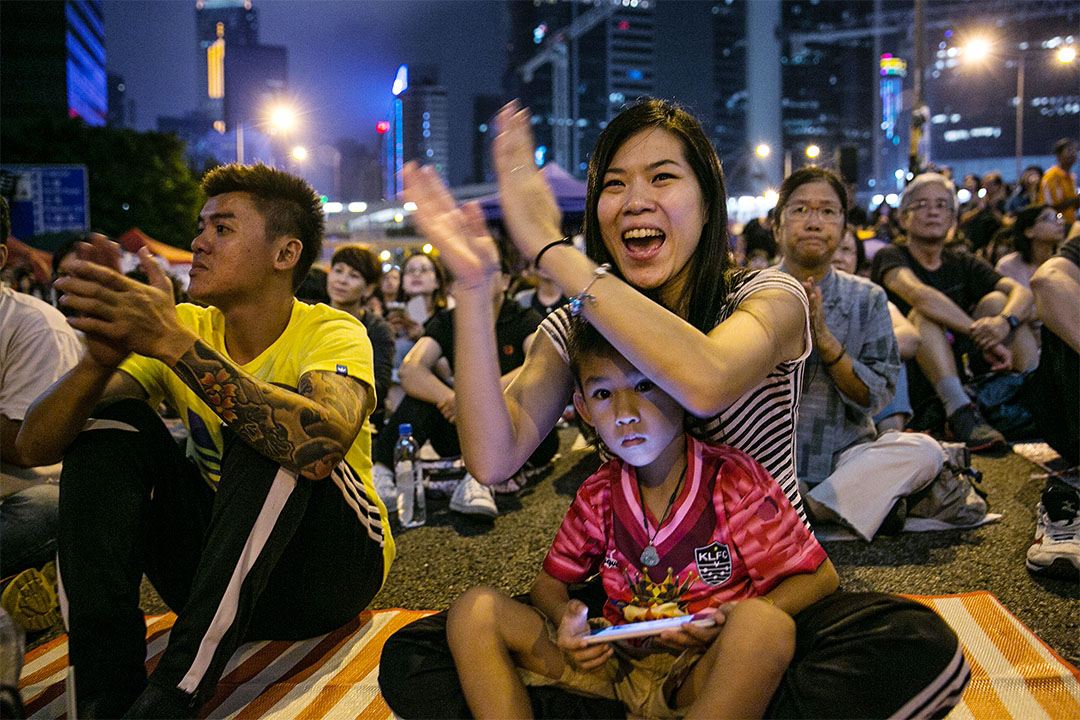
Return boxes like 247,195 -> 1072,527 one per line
199,369 -> 239,422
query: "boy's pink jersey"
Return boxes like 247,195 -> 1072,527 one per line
543,436 -> 827,626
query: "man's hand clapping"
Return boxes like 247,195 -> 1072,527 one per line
56,244 -> 198,367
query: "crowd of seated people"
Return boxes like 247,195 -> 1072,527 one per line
0,99 -> 1075,719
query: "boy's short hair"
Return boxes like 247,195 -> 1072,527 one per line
567,316 -> 620,384
331,244 -> 382,287
201,163 -> 324,291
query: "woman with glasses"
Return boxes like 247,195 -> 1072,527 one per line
379,99 -> 968,720
386,252 -> 451,367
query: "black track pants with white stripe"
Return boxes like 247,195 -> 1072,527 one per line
379,589 -> 969,719
57,399 -> 385,717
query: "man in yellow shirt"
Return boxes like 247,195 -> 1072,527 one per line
15,164 -> 394,718
1040,137 -> 1078,225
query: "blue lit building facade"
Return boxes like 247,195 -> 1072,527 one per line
380,65 -> 449,200
0,0 -> 106,126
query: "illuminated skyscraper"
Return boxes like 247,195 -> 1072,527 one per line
0,0 -> 107,126
194,0 -> 286,133
401,68 -> 450,184
380,65 -> 449,200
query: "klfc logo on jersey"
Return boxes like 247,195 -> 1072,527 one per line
694,541 -> 732,586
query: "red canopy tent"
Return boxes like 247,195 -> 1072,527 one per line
116,228 -> 192,265
3,236 -> 54,284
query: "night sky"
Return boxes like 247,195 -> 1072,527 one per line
104,0 -> 713,188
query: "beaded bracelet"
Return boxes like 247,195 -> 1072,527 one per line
533,236 -> 573,270
568,264 -> 611,316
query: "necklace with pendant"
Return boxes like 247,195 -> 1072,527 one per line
638,468 -> 685,568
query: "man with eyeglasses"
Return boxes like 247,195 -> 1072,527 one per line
871,173 -> 1037,451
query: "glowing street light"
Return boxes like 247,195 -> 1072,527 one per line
805,144 -> 821,159
963,37 -> 992,62
291,146 -> 308,161
269,105 -> 297,133
962,34 -> 1077,180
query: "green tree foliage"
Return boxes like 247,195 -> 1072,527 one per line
1,114 -> 204,250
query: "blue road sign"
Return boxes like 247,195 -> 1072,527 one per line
1,165 -> 89,239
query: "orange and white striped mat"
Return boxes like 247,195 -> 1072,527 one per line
906,592 -> 1080,719
17,594 -> 1080,719
18,608 -> 433,719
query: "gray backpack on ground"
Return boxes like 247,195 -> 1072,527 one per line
906,442 -> 989,526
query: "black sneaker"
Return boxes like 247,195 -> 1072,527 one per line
946,404 -> 1005,452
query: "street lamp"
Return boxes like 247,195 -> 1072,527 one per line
269,105 -> 297,133
235,102 -> 302,164
781,145 -> 822,177
962,36 -> 1076,181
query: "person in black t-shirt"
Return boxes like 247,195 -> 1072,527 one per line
871,173 -> 1037,450
371,268 -> 559,517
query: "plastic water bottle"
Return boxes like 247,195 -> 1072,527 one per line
394,423 -> 426,527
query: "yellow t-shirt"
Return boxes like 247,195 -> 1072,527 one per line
120,300 -> 394,577
1040,165 -> 1077,224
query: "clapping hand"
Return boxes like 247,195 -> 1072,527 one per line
402,162 -> 501,292
801,278 -> 828,347
56,245 -> 196,366
493,101 -> 564,259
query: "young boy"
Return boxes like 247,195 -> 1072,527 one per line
446,320 -> 839,719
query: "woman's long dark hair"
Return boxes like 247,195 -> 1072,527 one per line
583,99 -> 737,333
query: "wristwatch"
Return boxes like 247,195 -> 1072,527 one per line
1001,314 -> 1020,330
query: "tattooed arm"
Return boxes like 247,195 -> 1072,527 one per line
171,339 -> 370,480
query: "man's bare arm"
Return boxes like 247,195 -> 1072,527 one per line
881,266 -> 975,334
170,340 -> 370,479
14,361 -> 147,467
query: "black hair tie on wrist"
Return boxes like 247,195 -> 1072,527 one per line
824,345 -> 847,368
533,237 -> 573,270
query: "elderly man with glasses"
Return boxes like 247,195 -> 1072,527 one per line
871,173 -> 1037,450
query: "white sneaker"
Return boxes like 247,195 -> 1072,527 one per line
1025,481 -> 1080,579
449,474 -> 498,517
372,464 -> 399,508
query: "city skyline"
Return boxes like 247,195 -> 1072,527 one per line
104,0 -> 712,190
91,0 -> 1080,197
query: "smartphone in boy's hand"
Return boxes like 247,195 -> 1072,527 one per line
583,614 -> 717,645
